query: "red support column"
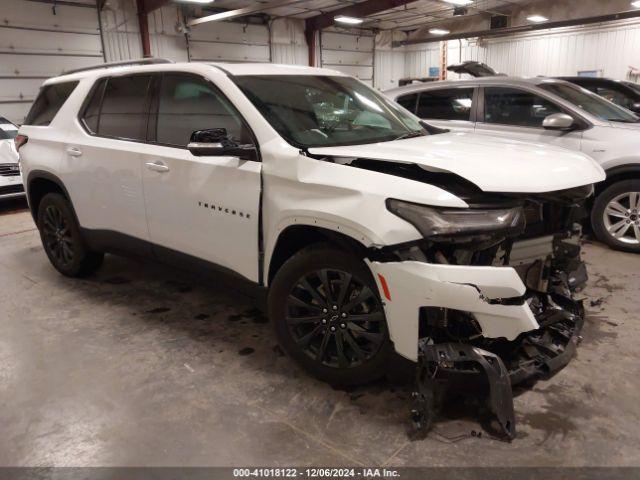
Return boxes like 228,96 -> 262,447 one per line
305,28 -> 317,67
136,0 -> 152,58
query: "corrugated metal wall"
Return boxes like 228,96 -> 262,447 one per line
481,20 -> 640,79
6,0 -> 640,124
0,0 -> 103,123
404,19 -> 640,81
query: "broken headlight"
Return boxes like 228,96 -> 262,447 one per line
386,199 -> 525,239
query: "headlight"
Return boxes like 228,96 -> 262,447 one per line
386,199 -> 525,239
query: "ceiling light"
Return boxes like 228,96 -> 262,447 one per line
442,0 -> 474,5
335,15 -> 364,25
429,28 -> 450,35
632,1 -> 640,7
527,15 -> 549,23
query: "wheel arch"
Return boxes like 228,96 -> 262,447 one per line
26,170 -> 74,225
266,224 -> 369,286
599,164 -> 640,193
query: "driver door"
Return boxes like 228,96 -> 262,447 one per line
141,72 -> 261,282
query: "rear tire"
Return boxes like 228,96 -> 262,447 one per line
268,244 -> 392,386
37,193 -> 104,277
591,180 -> 640,253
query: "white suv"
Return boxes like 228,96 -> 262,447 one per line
0,117 -> 23,199
19,59 -> 604,438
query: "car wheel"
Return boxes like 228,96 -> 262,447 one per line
268,244 -> 392,386
37,193 -> 104,277
592,180 -> 640,253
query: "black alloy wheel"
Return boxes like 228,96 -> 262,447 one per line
41,203 -> 75,268
269,244 -> 392,386
37,193 -> 104,277
285,268 -> 386,369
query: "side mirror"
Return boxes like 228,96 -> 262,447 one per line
630,102 -> 640,114
542,113 -> 576,131
188,128 -> 230,156
188,128 -> 258,160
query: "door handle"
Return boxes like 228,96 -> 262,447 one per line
66,146 -> 83,157
145,161 -> 170,173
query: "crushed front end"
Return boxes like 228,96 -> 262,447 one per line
369,181 -> 593,440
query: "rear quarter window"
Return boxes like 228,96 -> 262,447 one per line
25,81 -> 79,126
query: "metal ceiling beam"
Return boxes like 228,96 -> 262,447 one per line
395,8 -> 640,46
188,0 -> 308,27
305,0 -> 420,31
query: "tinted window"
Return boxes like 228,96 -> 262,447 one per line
234,75 -> 425,148
154,73 -> 250,147
540,83 -> 639,123
0,118 -> 18,140
81,78 -> 107,134
99,75 -> 152,141
484,87 -> 562,127
25,81 -> 78,126
594,86 -> 635,109
417,88 -> 474,121
396,93 -> 418,113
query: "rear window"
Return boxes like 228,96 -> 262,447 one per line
25,81 -> 79,126
80,75 -> 152,141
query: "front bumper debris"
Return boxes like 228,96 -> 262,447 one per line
411,296 -> 584,441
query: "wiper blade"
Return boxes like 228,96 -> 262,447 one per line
394,131 -> 425,141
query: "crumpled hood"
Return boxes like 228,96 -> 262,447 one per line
308,131 -> 605,193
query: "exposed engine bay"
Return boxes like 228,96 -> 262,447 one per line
346,157 -> 592,441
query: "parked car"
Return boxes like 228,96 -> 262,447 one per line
557,76 -> 640,115
0,117 -> 24,199
386,76 -> 640,252
19,59 -> 604,438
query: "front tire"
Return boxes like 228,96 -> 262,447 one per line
591,180 -> 640,253
268,244 -> 392,386
37,193 -> 104,277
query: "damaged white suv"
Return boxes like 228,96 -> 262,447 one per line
19,59 -> 604,438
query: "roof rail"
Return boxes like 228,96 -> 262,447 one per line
62,58 -> 174,76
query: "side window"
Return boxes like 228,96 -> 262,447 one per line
595,86 -> 634,109
484,87 -> 562,127
396,93 -> 418,113
154,73 -> 250,147
416,88 -> 474,121
81,78 -> 107,134
25,81 -> 79,126
98,75 -> 152,141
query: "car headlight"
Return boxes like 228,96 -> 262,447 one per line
386,199 -> 525,239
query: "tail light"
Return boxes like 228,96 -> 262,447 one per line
14,134 -> 28,151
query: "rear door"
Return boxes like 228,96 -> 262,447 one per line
474,86 -> 583,150
401,87 -> 476,133
141,72 -> 262,282
68,74 -> 152,242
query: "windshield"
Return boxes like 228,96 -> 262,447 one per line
233,75 -> 425,148
540,82 -> 639,123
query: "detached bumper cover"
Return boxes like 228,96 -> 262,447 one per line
370,260 -> 539,361
412,296 -> 584,440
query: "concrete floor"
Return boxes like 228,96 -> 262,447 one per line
1,198 -> 639,467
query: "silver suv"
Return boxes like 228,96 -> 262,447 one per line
386,77 -> 640,253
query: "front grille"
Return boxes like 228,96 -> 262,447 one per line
0,184 -> 24,195
0,163 -> 20,177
